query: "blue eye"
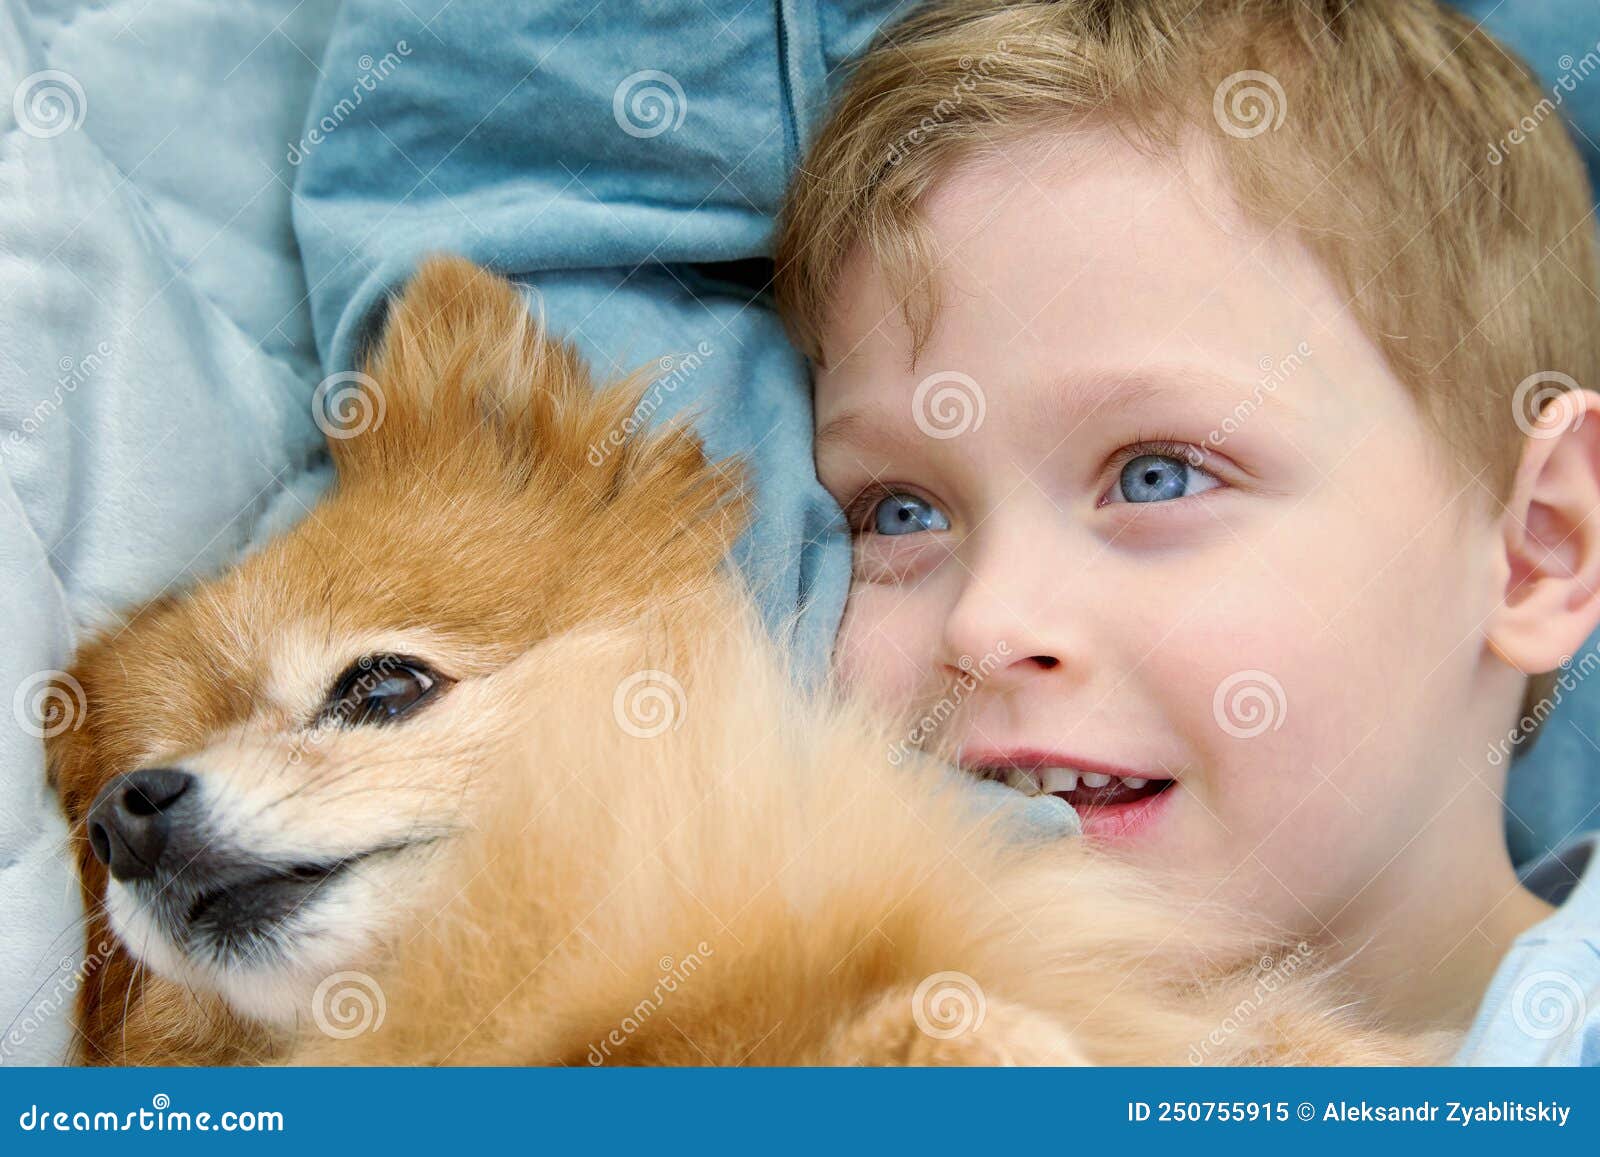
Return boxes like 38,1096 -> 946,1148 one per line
1111,453 -> 1218,504
868,492 -> 951,536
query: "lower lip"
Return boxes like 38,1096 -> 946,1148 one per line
1067,783 -> 1177,843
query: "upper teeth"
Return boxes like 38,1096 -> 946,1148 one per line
1042,767 -> 1079,793
1006,767 -> 1158,794
1004,768 -> 1043,796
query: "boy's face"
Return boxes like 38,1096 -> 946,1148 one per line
812,131 -> 1513,935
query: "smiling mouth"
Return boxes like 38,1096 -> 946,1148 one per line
966,762 -> 1176,810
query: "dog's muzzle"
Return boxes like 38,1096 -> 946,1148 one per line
84,767 -> 374,965
86,768 -> 196,881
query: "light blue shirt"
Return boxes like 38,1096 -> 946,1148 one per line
1456,834 -> 1600,1064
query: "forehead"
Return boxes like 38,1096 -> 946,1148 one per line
814,128 -> 1408,441
82,506 -> 473,693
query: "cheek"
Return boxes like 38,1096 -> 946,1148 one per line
1131,557 -> 1368,826
1160,582 -> 1331,785
1154,508 -> 1486,903
832,583 -> 944,708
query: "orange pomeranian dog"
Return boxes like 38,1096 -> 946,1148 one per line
46,257 -> 1447,1067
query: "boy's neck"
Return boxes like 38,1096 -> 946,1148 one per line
1325,817 -> 1556,1033
1371,887 -> 1553,1032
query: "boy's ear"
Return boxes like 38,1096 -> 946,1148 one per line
1487,387 -> 1600,674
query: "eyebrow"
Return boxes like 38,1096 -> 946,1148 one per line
816,363 -> 1288,454
1027,365 -> 1288,435
815,409 -> 899,454
814,406 -> 971,461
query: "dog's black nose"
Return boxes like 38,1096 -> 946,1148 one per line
85,769 -> 196,881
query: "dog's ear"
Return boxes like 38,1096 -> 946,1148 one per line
326,255 -> 597,484
327,254 -> 749,566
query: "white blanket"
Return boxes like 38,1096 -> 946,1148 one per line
0,0 -> 336,1064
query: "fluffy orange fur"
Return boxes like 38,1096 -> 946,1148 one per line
49,257 -> 1449,1066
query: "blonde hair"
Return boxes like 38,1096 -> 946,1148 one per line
775,0 -> 1600,499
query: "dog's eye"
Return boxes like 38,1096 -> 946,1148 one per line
322,656 -> 447,727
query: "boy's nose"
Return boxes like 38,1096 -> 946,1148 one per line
937,506 -> 1096,689
940,588 -> 1077,689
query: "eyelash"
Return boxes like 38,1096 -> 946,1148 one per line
840,438 -> 1218,528
842,482 -> 952,535
1098,437 -> 1217,503
840,485 -> 898,533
